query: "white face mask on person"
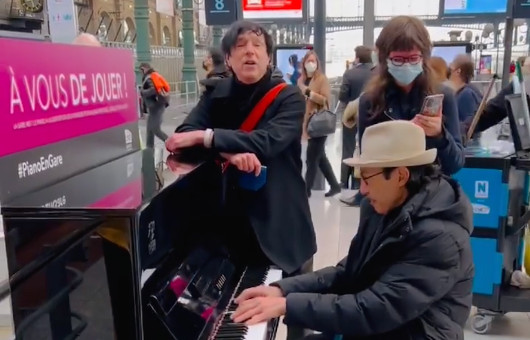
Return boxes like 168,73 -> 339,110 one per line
305,62 -> 317,74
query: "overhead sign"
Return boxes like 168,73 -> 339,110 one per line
514,0 -> 530,18
242,0 -> 304,20
205,0 -> 238,26
47,0 -> 78,43
441,0 -> 507,16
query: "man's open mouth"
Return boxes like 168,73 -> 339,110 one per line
244,61 -> 257,65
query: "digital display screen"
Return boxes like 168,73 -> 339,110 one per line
514,0 -> 530,19
432,44 -> 471,65
442,0 -> 507,15
274,46 -> 313,85
506,94 -> 530,151
242,0 -> 304,20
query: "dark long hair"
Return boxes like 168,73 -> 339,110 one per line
364,16 -> 438,119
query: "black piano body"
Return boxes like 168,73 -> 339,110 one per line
0,148 -> 281,340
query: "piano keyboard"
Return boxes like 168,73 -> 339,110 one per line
211,267 -> 283,340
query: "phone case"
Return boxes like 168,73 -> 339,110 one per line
421,94 -> 444,116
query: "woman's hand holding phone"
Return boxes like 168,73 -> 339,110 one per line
413,114 -> 443,138
413,94 -> 444,138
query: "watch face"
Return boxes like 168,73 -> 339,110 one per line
20,0 -> 44,13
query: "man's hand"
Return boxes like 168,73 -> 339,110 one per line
232,296 -> 286,325
220,152 -> 262,176
165,131 -> 204,152
234,285 -> 283,304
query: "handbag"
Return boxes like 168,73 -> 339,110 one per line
307,100 -> 337,138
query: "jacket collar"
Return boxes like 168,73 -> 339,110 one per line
383,82 -> 425,120
355,63 -> 373,69
210,78 -> 233,98
210,69 -> 274,99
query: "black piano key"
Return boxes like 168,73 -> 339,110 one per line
212,266 -> 271,340
216,329 -> 247,335
215,329 -> 247,339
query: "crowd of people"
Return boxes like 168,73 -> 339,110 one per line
163,15 -> 481,340
73,12 -> 526,339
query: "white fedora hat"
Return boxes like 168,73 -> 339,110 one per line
343,120 -> 437,168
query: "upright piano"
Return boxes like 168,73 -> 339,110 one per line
0,148 -> 282,340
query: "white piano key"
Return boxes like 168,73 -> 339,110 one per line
264,268 -> 283,286
141,268 -> 156,288
245,322 -> 267,340
244,268 -> 283,340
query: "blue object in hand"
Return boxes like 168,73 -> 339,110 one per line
238,166 -> 267,191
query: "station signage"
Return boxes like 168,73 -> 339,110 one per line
514,0 -> 530,18
205,0 -> 239,26
242,0 -> 304,20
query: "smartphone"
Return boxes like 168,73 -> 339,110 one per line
421,94 -> 444,116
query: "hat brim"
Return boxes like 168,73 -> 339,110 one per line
343,149 -> 437,168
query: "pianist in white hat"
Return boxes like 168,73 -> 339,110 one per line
231,120 -> 474,340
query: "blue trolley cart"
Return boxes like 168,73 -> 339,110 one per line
453,92 -> 530,334
454,154 -> 530,334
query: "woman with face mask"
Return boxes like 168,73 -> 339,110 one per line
357,16 -> 464,177
298,51 -> 341,198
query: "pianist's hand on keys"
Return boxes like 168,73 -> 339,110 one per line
232,286 -> 286,325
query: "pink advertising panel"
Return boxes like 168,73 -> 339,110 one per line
89,178 -> 143,209
0,38 -> 138,157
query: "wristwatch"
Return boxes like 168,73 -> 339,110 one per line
203,129 -> 214,148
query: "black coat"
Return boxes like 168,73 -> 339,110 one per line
176,72 -> 316,274
274,177 -> 474,339
464,81 -> 524,133
338,63 -> 374,104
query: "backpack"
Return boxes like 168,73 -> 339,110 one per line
150,72 -> 171,105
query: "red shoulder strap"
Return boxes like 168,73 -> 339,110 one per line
239,83 -> 288,132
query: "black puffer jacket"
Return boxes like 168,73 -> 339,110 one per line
274,176 -> 474,340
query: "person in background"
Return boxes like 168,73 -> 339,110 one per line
232,120 -> 474,340
337,45 -> 373,191
464,56 -> 530,134
201,47 -> 230,80
165,20 -> 316,340
140,63 -> 169,148
358,15 -> 464,178
286,54 -> 301,86
72,33 -> 101,47
429,56 -> 453,89
299,50 -> 341,198
449,54 -> 483,124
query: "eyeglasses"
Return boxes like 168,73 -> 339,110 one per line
360,171 -> 384,185
388,55 -> 422,66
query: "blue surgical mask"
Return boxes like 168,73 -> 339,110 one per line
387,61 -> 423,86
